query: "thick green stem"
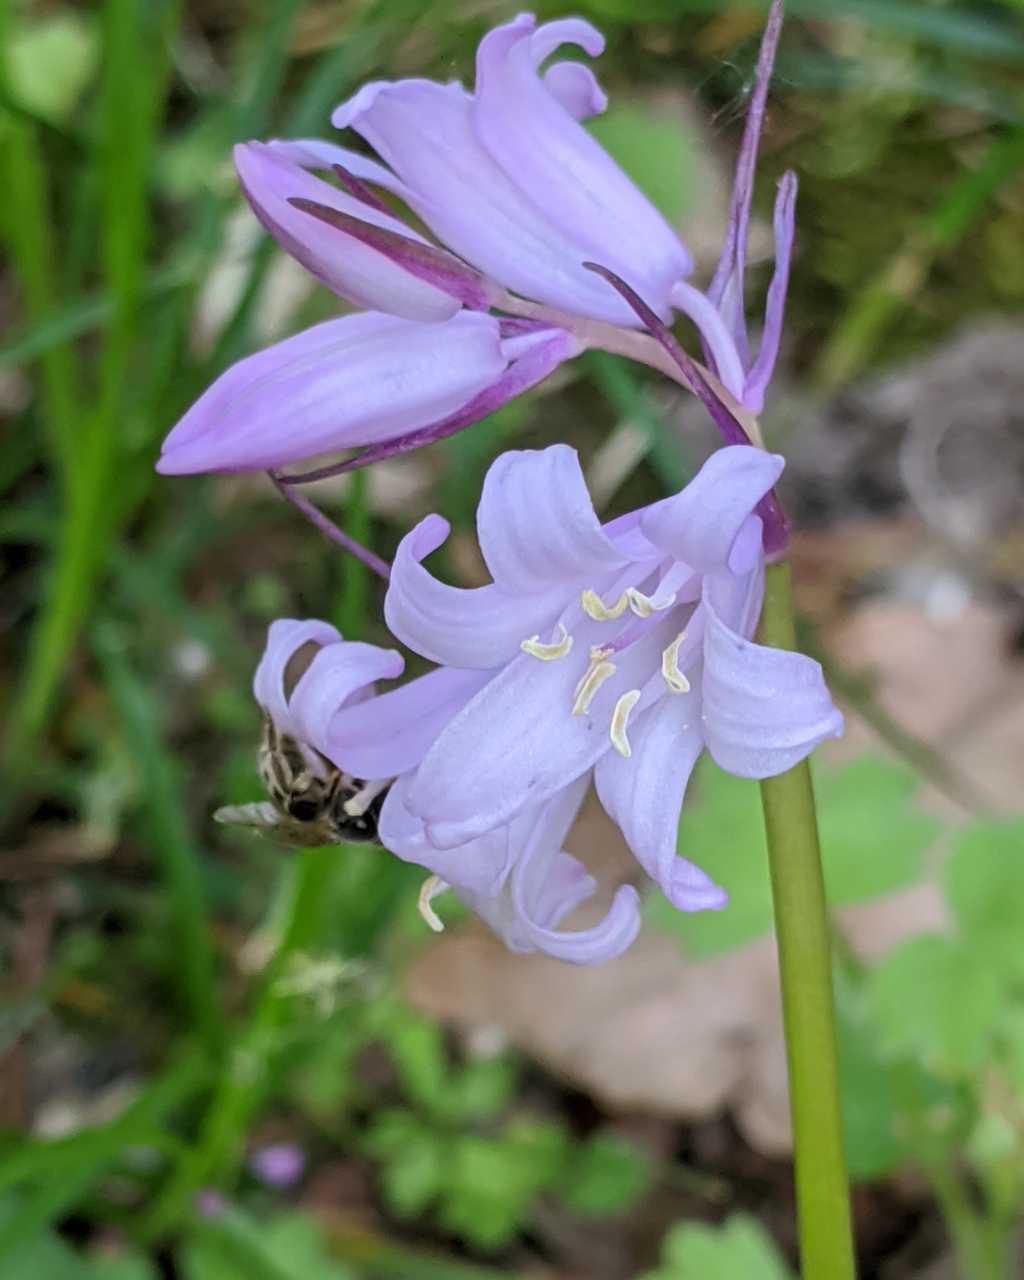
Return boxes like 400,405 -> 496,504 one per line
758,560 -> 856,1279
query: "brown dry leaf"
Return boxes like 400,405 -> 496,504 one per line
824,597 -> 1024,814
406,801 -> 944,1157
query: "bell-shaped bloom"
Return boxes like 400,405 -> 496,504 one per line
157,312 -> 573,475
245,443 -> 841,963
367,443 -> 842,912
329,12 -> 692,326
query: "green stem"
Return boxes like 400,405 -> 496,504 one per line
141,846 -> 339,1241
758,561 -> 856,1280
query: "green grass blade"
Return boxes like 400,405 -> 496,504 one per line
814,128 -> 1024,390
93,621 -> 223,1057
5,0 -> 182,756
0,116 -> 79,487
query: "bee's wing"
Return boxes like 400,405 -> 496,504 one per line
213,801 -> 339,849
214,801 -> 284,829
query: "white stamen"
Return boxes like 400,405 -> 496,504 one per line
417,875 -> 450,932
343,776 -> 392,818
581,588 -> 630,621
571,645 -> 617,715
627,586 -> 677,618
661,631 -> 691,694
610,689 -> 642,757
520,623 -> 573,661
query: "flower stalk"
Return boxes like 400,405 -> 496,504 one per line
758,560 -> 856,1280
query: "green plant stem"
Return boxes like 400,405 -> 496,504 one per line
927,1162 -> 1012,1280
141,846 -> 340,1241
758,561 -> 856,1280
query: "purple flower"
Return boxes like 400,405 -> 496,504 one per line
158,7 -> 792,482
255,443 -> 842,965
330,13 -> 690,325
157,311 -> 569,474
248,1143 -> 306,1189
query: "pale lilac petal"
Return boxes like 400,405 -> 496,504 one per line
670,281 -> 746,400
157,311 -> 508,475
408,611 -> 685,848
253,619 -> 341,734
288,641 -> 404,757
542,62 -> 607,120
234,142 -> 458,321
532,18 -> 608,118
332,78 -> 650,325
595,695 -> 727,911
378,777 -> 513,898
473,14 -> 691,312
461,778 -> 642,964
278,328 -> 580,486
702,585 -> 844,778
477,445 -> 631,593
263,138 -> 411,198
325,665 -> 491,779
384,515 -> 570,668
743,170 -> 797,413
640,446 -> 784,573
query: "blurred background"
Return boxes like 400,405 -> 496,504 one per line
2,0 -> 1024,1276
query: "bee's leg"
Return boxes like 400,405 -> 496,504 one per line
342,777 -> 393,818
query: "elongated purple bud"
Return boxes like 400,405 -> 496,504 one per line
278,329 -> 580,485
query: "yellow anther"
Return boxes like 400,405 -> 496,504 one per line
610,689 -> 642,757
571,647 -> 617,715
661,631 -> 691,694
417,875 -> 449,932
521,622 -> 573,661
581,588 -> 630,621
627,587 -> 677,618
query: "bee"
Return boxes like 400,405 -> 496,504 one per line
214,641 -> 389,848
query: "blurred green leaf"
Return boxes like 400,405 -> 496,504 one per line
867,935 -> 1001,1075
588,104 -> 696,223
647,760 -> 772,956
386,1014 -> 450,1115
0,1213 -> 93,1280
560,1131 -> 652,1215
816,756 -> 937,902
449,1056 -> 519,1123
90,1260 -> 157,1280
441,1125 -> 563,1251
378,1130 -> 448,1219
7,11 -> 99,124
185,1209 -> 355,1280
648,756 -> 930,957
639,1213 -> 793,1280
944,820 -> 1024,985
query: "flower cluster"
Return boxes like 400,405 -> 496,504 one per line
157,6 -> 792,479
253,445 -> 842,964
163,3 -> 844,963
